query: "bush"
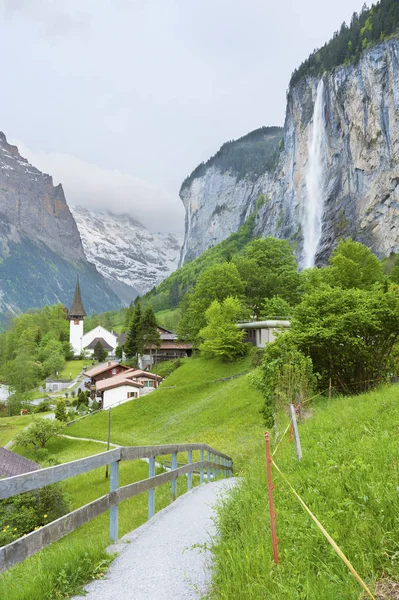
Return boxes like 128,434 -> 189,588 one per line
54,399 -> 68,422
34,400 -> 51,413
15,418 -> 65,449
0,484 -> 70,546
155,359 -> 182,378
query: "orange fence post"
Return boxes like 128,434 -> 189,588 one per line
264,432 -> 279,564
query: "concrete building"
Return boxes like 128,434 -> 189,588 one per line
237,320 -> 290,348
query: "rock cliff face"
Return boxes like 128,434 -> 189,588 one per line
72,206 -> 183,303
0,133 -> 121,319
180,39 -> 399,266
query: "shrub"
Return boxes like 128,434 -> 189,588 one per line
34,400 -> 51,413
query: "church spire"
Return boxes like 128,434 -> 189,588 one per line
68,276 -> 86,319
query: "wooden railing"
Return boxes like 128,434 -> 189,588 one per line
0,443 -> 233,573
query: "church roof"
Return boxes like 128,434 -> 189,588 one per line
85,337 -> 114,351
68,277 -> 86,318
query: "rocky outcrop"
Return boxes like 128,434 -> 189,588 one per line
0,133 -> 121,319
180,39 -> 399,266
72,206 -> 183,302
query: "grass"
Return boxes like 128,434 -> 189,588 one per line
209,384 -> 399,599
58,359 -> 92,381
155,307 -> 182,331
67,355 -> 261,468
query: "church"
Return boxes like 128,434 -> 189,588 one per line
68,278 -> 119,357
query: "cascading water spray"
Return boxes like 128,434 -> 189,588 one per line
303,78 -> 327,268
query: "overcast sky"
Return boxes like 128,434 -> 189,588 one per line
0,0 -> 366,232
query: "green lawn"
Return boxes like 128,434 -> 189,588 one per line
209,384 -> 399,599
58,359 -> 93,380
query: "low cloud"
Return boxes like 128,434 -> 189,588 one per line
13,141 -> 184,233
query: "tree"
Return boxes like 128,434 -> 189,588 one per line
292,285 -> 399,393
141,307 -> 161,363
124,302 -> 144,360
93,340 -> 108,362
261,296 -> 292,319
199,297 -> 247,361
15,418 -> 65,449
115,345 -> 123,360
178,263 -> 245,341
43,352 -> 66,378
54,399 -> 68,422
328,239 -> 384,290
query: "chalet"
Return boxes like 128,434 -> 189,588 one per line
0,447 -> 40,478
84,361 -> 131,397
237,320 -> 290,348
95,369 -> 162,409
119,326 -> 193,368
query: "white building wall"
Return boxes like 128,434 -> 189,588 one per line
102,385 -> 139,410
82,326 -> 118,352
70,319 -> 84,355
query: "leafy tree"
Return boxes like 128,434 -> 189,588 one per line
43,352 -> 66,378
292,285 -> 399,393
15,418 -> 65,449
328,239 -> 384,289
93,340 -> 108,362
2,353 -> 44,393
55,399 -> 68,422
124,302 -> 144,359
261,296 -> 292,319
199,297 -> 247,361
178,263 -> 245,341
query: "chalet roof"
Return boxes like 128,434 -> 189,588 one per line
128,370 -> 163,381
160,333 -> 178,341
84,361 -> 129,378
96,374 -> 144,392
0,447 -> 41,478
68,277 -> 87,318
85,337 -> 114,351
146,342 -> 193,350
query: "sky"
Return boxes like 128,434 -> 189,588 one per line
0,0 -> 367,232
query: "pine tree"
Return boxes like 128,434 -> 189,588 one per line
141,307 -> 161,364
124,302 -> 144,360
93,340 -> 107,362
55,399 -> 68,422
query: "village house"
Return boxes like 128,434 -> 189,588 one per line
94,369 -> 163,409
84,360 -> 131,398
237,320 -> 291,348
119,325 -> 193,369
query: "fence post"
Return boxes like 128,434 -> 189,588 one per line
213,454 -> 217,481
148,456 -> 155,520
105,408 -> 111,479
188,450 -> 192,491
289,404 -> 302,461
207,450 -> 211,482
264,432 -> 279,564
200,449 -> 204,484
171,452 -> 177,500
109,459 -> 119,542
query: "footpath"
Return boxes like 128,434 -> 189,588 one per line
73,478 -> 236,600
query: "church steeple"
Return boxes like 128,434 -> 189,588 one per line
68,276 -> 86,319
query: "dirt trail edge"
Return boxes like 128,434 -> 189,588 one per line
72,478 -> 237,600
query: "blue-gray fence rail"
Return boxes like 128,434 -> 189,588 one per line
0,443 -> 233,573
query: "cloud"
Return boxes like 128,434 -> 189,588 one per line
13,140 -> 184,233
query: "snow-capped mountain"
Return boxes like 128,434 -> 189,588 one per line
71,206 -> 183,304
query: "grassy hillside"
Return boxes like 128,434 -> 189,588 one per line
210,383 -> 399,599
67,355 -> 263,467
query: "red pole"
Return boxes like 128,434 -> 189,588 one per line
264,432 -> 279,564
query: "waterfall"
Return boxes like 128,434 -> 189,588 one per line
303,78 -> 327,268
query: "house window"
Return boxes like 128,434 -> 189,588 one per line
112,368 -> 117,375
143,381 -> 154,388
127,391 -> 137,398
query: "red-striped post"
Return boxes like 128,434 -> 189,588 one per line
264,432 -> 279,564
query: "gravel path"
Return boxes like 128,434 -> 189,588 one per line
73,478 -> 236,600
